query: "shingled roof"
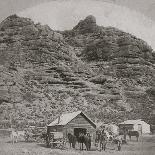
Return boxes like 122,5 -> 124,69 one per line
47,111 -> 96,128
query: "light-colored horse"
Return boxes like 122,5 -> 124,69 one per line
10,130 -> 18,144
10,129 -> 25,144
113,135 -> 123,151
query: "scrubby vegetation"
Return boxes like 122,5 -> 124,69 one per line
0,15 -> 154,128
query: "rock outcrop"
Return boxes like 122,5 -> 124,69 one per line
0,15 -> 154,128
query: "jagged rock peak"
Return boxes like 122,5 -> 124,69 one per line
73,15 -> 99,34
0,14 -> 34,30
84,15 -> 96,24
6,14 -> 19,19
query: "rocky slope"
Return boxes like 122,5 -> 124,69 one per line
0,15 -> 154,128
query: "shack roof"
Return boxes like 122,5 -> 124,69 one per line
47,111 -> 96,128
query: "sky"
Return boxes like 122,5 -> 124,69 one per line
0,0 -> 155,22
0,0 -> 155,49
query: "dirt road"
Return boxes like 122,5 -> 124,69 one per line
0,134 -> 155,155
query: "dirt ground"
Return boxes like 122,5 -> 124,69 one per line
0,134 -> 155,155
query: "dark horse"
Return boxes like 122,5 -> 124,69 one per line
128,131 -> 139,141
96,130 -> 107,151
67,133 -> 77,148
84,133 -> 91,151
78,133 -> 91,151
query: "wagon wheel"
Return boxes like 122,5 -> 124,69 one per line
56,139 -> 66,149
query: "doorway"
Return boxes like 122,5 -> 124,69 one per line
138,124 -> 142,134
74,128 -> 87,138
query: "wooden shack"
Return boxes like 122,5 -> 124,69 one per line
47,111 -> 96,140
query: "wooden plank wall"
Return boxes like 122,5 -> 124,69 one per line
66,114 -> 94,129
64,114 -> 96,140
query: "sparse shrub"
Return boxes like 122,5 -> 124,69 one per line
90,76 -> 107,84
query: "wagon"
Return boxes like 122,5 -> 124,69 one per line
48,132 -> 66,149
95,129 -> 124,151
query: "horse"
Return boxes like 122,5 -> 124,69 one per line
78,132 -> 91,151
128,131 -> 139,141
84,133 -> 91,151
113,135 -> 123,151
96,131 -> 108,151
78,133 -> 85,150
10,130 -> 18,144
67,133 -> 77,148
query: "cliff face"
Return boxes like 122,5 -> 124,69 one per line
0,15 -> 155,128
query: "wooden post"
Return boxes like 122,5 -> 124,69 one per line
58,116 -> 61,124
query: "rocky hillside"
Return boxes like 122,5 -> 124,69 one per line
0,15 -> 154,128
